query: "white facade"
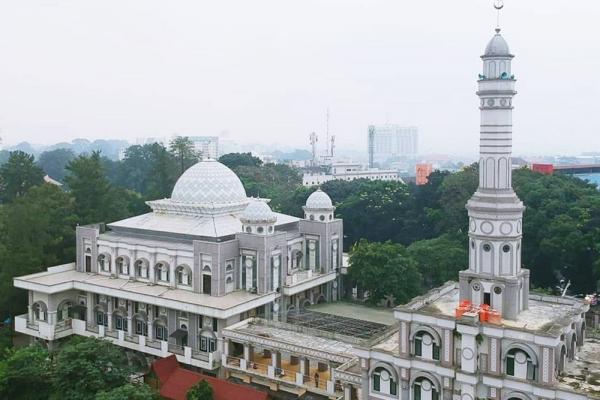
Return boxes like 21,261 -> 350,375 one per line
14,160 -> 344,373
220,23 -> 597,400
303,163 -> 403,187
368,125 -> 418,166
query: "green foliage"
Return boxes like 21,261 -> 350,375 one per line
407,234 -> 468,289
64,152 -> 131,225
348,240 -> 422,304
0,345 -> 52,400
38,148 -> 76,182
95,383 -> 160,400
0,338 -> 158,400
219,152 -> 262,169
52,337 -> 134,400
513,168 -> 600,292
186,380 -> 213,400
0,150 -> 44,203
118,143 -> 178,199
169,136 -> 198,175
0,184 -> 77,318
328,180 -> 413,248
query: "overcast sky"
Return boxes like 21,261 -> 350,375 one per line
0,0 -> 598,156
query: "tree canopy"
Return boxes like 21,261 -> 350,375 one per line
348,240 -> 423,305
186,380 -> 213,400
0,151 -> 44,203
0,337 -> 156,400
37,148 -> 76,182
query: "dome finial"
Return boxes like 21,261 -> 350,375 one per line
494,0 -> 504,32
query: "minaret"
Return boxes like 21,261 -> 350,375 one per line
459,8 -> 529,320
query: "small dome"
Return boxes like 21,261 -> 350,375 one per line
171,160 -> 247,205
484,30 -> 510,57
305,189 -> 333,210
241,200 -> 277,223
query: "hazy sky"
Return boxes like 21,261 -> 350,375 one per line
0,1 -> 598,156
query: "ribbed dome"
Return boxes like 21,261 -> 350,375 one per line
241,200 -> 277,223
171,160 -> 247,205
484,31 -> 510,57
305,189 -> 333,209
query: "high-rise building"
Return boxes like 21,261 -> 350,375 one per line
368,125 -> 418,167
189,136 -> 219,160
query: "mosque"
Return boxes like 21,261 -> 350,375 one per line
12,5 -> 599,400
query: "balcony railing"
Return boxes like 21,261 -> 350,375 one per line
192,349 -> 210,362
168,343 -> 185,355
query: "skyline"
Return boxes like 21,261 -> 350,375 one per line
0,1 -> 599,156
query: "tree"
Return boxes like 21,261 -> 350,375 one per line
0,184 -> 77,319
348,240 -> 422,305
169,136 -> 198,175
52,337 -> 134,400
38,148 -> 76,182
0,151 -> 44,202
0,345 -> 52,400
95,383 -> 160,400
186,380 -> 213,400
64,152 -> 131,225
407,234 -> 468,289
219,152 -> 262,169
117,144 -> 177,199
432,163 -> 478,236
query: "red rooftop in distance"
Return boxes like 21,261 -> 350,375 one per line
150,355 -> 269,400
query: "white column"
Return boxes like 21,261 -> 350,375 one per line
107,297 -> 113,331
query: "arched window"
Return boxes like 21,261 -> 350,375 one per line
506,348 -> 536,380
155,322 -> 168,341
57,301 -> 72,322
414,331 -> 440,360
372,367 -> 397,396
135,259 -> 148,279
134,317 -> 148,336
98,254 -> 110,272
413,377 -> 438,400
32,302 -> 47,322
116,256 -> 129,275
176,265 -> 191,286
156,262 -> 169,282
202,265 -> 212,295
114,312 -> 128,332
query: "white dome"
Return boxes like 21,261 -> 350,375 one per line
305,189 -> 333,210
241,200 -> 277,223
484,31 -> 510,57
171,160 -> 248,205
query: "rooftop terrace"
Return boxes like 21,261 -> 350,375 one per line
397,282 -> 588,336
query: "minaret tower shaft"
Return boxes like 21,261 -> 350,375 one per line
459,11 -> 529,320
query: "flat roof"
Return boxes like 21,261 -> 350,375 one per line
224,318 -> 356,360
398,282 -> 587,336
308,302 -> 396,326
14,265 -> 276,318
559,338 -> 600,396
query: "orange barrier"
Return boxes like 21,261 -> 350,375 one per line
455,301 -> 502,325
455,300 -> 472,318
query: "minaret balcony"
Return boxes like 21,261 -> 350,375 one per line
477,79 -> 516,94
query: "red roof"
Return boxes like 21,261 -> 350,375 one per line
151,356 -> 268,400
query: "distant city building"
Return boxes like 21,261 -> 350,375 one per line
189,136 -> 219,160
135,136 -> 169,146
415,163 -> 433,185
368,125 -> 418,167
303,162 -> 403,187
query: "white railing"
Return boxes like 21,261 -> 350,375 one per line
285,270 -> 313,286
